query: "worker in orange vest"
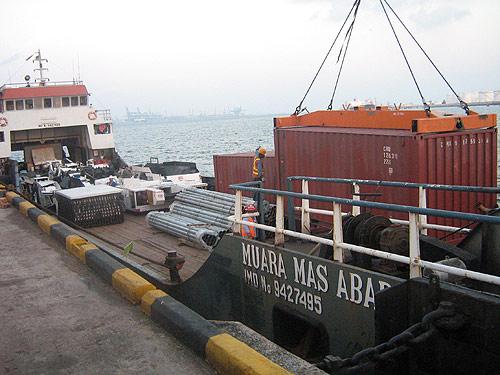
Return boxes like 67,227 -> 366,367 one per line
252,146 -> 266,182
241,204 -> 257,239
252,146 -> 266,204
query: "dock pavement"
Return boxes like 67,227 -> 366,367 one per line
0,205 -> 214,374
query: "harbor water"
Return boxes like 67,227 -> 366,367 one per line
114,115 -> 275,177
114,107 -> 500,183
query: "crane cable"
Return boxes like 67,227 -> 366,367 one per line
382,0 -> 470,115
293,0 -> 359,116
327,0 -> 361,110
379,0 -> 431,116
294,0 -> 471,116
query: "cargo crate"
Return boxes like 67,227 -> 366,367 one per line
274,126 -> 497,232
55,185 -> 124,228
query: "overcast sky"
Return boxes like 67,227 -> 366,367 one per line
1,0 -> 499,117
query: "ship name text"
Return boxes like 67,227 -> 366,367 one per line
241,242 -> 392,312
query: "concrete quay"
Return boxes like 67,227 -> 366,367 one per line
0,206 -> 214,375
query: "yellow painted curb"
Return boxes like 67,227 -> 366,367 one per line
70,242 -> 98,264
206,333 -> 291,375
37,214 -> 60,234
66,234 -> 88,252
5,191 -> 19,203
19,201 -> 35,216
141,289 -> 168,316
112,268 -> 156,304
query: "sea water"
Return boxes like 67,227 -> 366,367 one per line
113,115 -> 275,176
114,107 -> 500,180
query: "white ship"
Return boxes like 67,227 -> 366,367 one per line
0,50 -> 115,170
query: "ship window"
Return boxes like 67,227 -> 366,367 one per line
53,97 -> 61,108
15,100 -> 24,110
25,99 -> 34,109
0,131 -> 4,142
62,97 -> 70,107
34,97 -> 43,109
70,96 -> 78,106
94,123 -> 111,135
79,96 -> 88,106
43,98 -> 52,108
6,100 -> 14,111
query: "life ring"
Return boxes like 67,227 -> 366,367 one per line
88,111 -> 97,121
0,117 -> 7,127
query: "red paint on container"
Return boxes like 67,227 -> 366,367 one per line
214,151 -> 277,202
274,126 -> 497,232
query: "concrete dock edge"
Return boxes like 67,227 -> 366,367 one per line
6,192 -> 292,375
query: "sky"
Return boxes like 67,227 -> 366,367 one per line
1,0 -> 499,117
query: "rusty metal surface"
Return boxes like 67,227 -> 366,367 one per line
274,126 -> 497,228
213,151 -> 277,202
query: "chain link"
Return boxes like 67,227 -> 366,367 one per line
316,301 -> 466,374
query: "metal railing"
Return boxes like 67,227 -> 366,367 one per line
286,176 -> 500,235
0,80 -> 84,90
229,183 -> 500,286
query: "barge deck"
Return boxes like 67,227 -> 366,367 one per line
79,212 -> 211,283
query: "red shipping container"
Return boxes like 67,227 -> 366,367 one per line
213,151 -> 278,202
274,126 -> 498,230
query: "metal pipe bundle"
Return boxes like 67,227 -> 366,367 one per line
145,188 -> 255,250
146,211 -> 220,251
183,187 -> 254,205
170,203 -> 231,229
179,188 -> 254,213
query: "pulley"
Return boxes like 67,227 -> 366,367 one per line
355,215 -> 393,249
380,225 -> 409,255
344,212 -> 373,245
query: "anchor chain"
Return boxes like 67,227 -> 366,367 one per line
315,301 -> 467,374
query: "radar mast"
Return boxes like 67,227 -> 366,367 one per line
28,49 -> 49,85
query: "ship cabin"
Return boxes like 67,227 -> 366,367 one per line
0,75 -> 114,170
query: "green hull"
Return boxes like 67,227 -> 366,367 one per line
169,234 -> 402,358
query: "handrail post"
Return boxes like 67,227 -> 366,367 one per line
418,186 -> 428,235
409,213 -> 422,278
286,178 -> 296,231
234,190 -> 242,234
352,183 -> 360,215
257,180 -> 265,241
333,203 -> 344,262
301,179 -> 311,234
275,195 -> 285,245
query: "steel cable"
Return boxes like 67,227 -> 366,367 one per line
382,0 -> 470,115
293,0 -> 359,115
379,0 -> 431,116
327,0 -> 361,110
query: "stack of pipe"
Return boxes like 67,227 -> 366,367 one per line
146,212 -> 220,251
146,188 -> 254,250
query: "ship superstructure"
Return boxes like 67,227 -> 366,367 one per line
125,107 -> 166,124
0,50 -> 115,168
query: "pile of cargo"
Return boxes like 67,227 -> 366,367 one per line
146,188 -> 254,250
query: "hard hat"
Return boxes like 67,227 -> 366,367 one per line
244,204 -> 257,212
258,147 -> 266,155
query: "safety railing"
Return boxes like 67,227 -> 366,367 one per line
0,80 -> 84,90
229,183 -> 500,286
286,176 -> 500,235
